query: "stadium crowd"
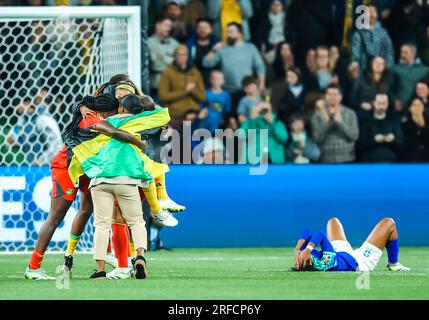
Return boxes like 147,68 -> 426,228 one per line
1,0 -> 429,164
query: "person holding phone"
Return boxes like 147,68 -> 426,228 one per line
240,92 -> 288,164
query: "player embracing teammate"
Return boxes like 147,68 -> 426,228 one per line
24,75 -> 185,280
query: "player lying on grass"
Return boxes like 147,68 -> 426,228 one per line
24,94 -> 147,280
292,217 -> 410,272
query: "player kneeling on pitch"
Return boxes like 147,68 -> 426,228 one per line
293,217 -> 410,272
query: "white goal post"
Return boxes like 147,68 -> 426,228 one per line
0,6 -> 142,253
0,6 -> 142,87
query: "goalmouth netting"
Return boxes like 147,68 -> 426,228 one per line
0,6 -> 142,252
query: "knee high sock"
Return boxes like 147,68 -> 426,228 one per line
386,239 -> 399,264
129,230 -> 137,258
65,233 -> 81,256
155,173 -> 169,200
142,181 -> 161,213
111,222 -> 130,268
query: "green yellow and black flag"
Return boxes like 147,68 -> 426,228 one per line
67,107 -> 170,186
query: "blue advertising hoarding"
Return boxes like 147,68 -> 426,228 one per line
0,165 -> 428,250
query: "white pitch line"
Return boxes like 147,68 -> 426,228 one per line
149,256 -> 286,261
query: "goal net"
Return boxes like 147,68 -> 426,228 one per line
0,6 -> 142,252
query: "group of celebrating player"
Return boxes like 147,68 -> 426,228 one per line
24,74 -> 185,280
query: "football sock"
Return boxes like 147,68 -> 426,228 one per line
155,173 -> 169,200
143,181 -> 161,213
386,239 -> 399,264
29,249 -> 45,270
111,222 -> 130,268
129,238 -> 137,258
65,233 -> 81,256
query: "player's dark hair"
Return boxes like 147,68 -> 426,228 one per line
140,95 -> 156,111
291,262 -> 316,272
64,94 -> 118,141
93,81 -> 112,97
109,74 -> 130,83
121,94 -> 144,114
83,94 -> 119,112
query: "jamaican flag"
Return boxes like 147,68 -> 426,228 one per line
68,108 -> 170,185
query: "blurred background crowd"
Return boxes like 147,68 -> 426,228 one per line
1,0 -> 429,165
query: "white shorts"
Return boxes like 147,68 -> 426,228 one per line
331,240 -> 383,272
353,241 -> 383,272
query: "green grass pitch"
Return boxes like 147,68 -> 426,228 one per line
1,247 -> 428,300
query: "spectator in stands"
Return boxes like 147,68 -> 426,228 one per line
158,44 -> 205,129
7,99 -> 41,165
351,3 -> 394,71
259,0 -> 287,55
148,16 -> 179,98
237,76 -> 267,124
385,0 -> 428,60
202,22 -> 266,110
310,84 -> 359,163
277,66 -> 306,123
207,0 -> 254,42
186,18 -> 219,87
198,70 -> 231,135
240,100 -> 288,164
358,93 -> 404,163
177,109 -> 203,162
271,41 -> 295,81
269,41 -> 295,110
305,46 -> 339,92
163,1 -> 195,43
200,136 -> 229,164
287,0 -> 336,69
285,113 -> 320,164
391,43 -> 429,114
415,81 -> 429,108
350,56 -> 393,116
6,99 -> 63,166
402,97 -> 429,162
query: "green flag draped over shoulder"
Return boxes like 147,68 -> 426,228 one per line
68,108 -> 170,185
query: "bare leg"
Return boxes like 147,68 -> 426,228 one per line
35,197 -> 73,252
365,218 -> 398,250
70,193 -> 93,236
326,217 -> 348,241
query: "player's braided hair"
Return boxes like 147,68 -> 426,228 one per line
92,81 -> 112,97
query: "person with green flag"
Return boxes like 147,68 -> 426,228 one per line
76,94 -> 173,280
